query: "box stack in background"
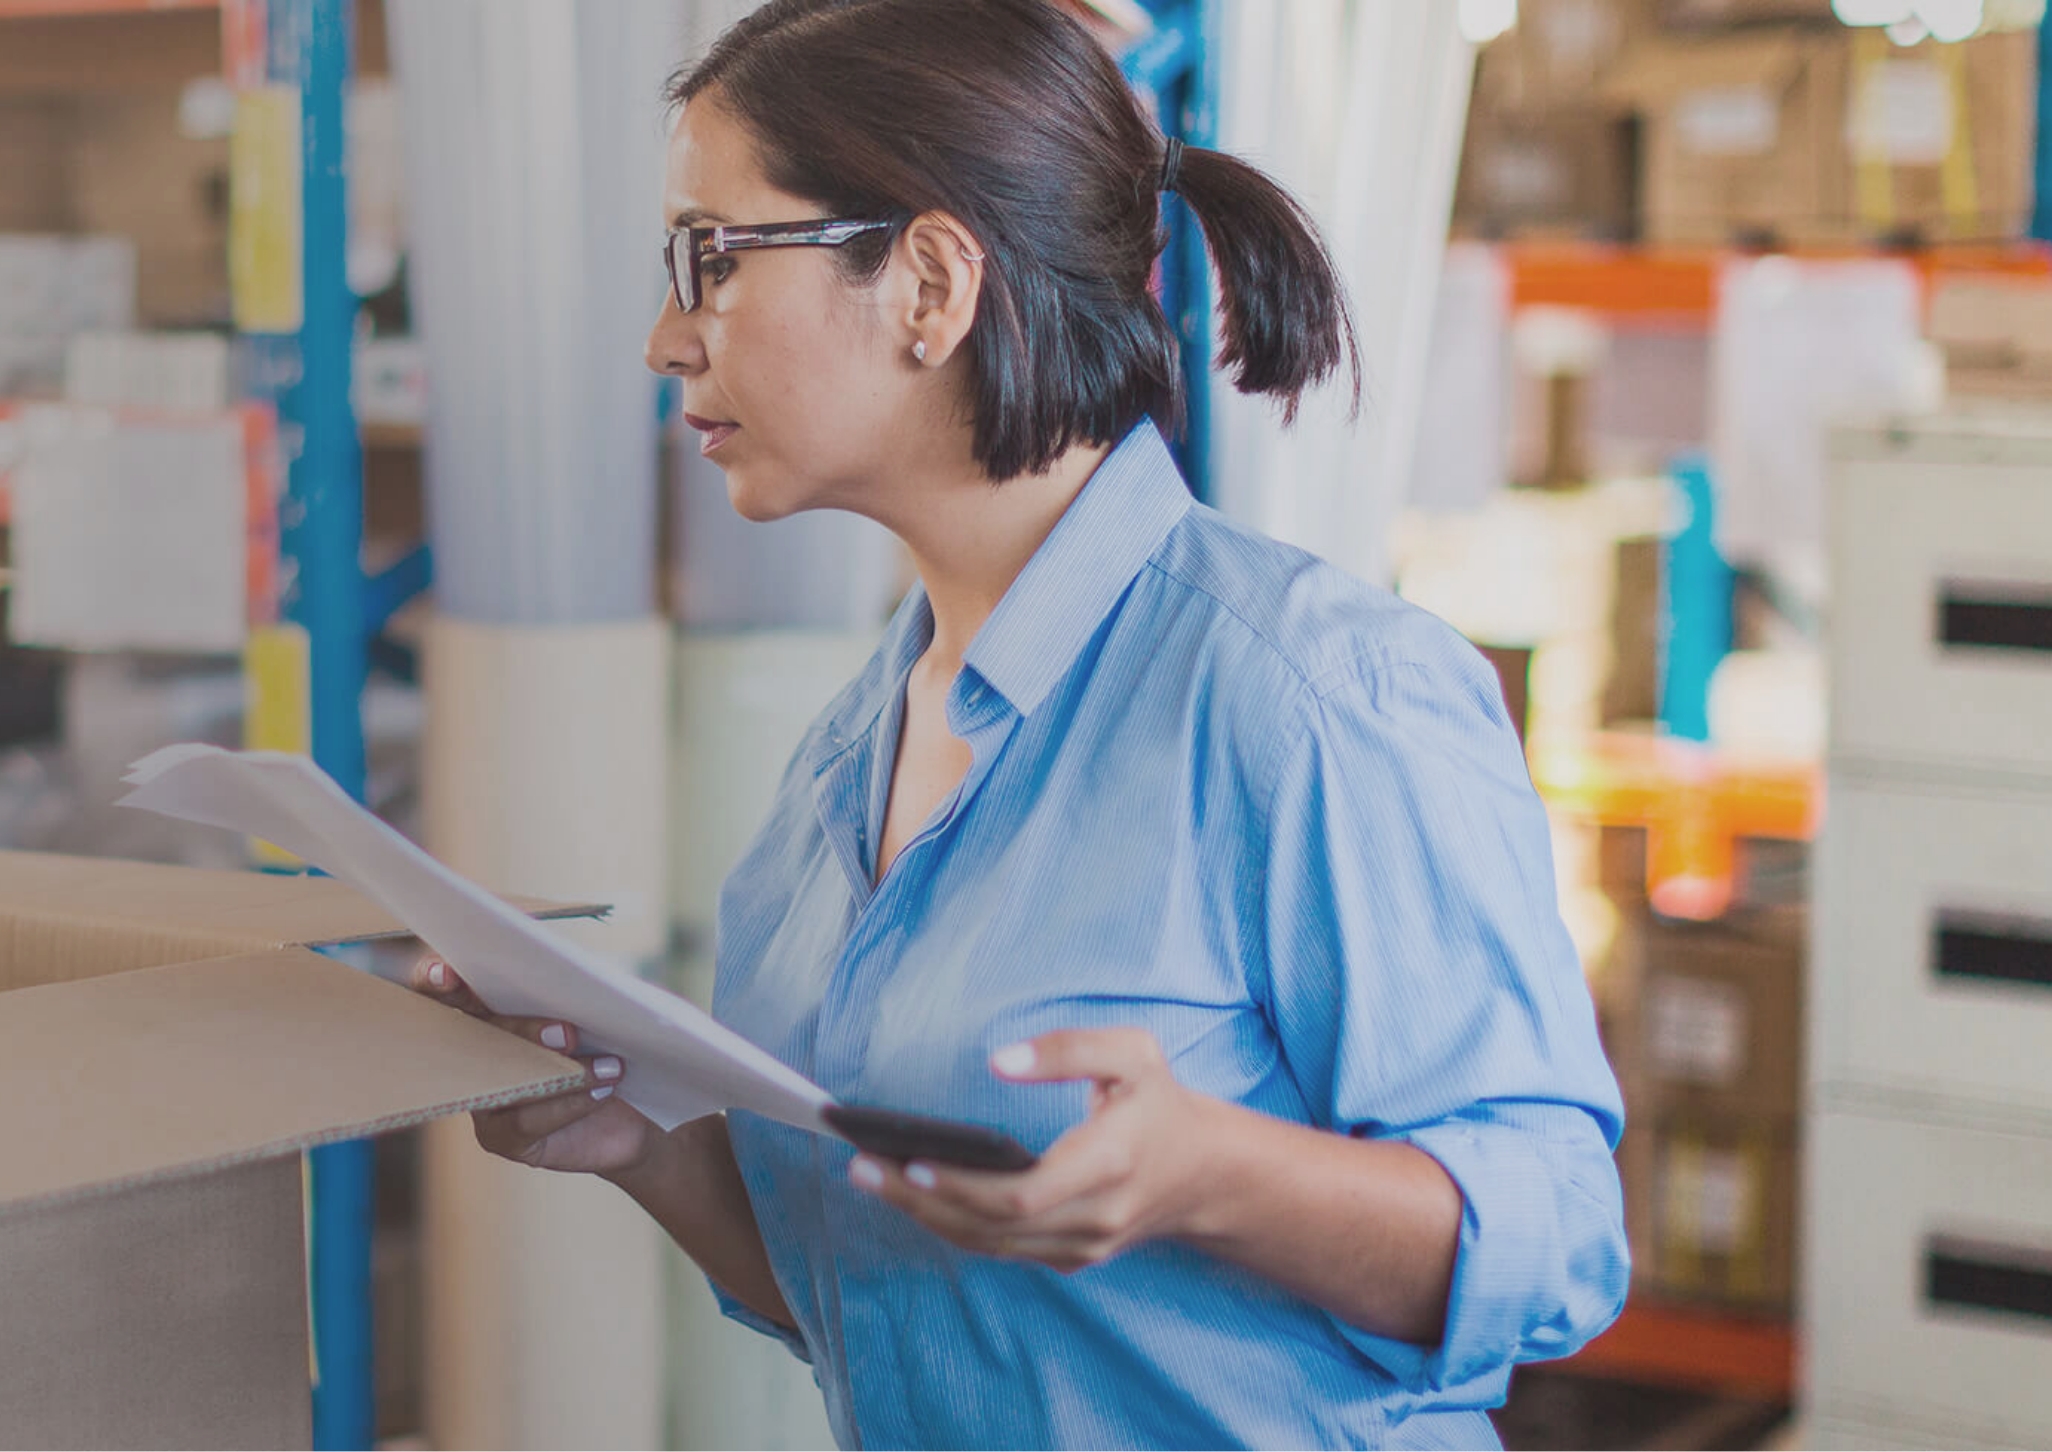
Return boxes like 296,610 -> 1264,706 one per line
1455,0 -> 2041,249
1455,0 -> 1650,240
1806,412 -> 2052,1449
1605,879 -> 1806,1315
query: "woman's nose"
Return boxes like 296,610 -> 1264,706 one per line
644,290 -> 703,376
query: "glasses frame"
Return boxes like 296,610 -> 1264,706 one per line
663,217 -> 897,313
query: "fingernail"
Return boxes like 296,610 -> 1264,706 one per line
591,1085 -> 615,1101
906,1162 -> 937,1190
427,960 -> 447,988
541,1023 -> 569,1051
991,1042 -> 1036,1076
593,1055 -> 623,1082
849,1157 -> 885,1190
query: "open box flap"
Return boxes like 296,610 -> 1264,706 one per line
0,847 -> 603,952
0,946 -> 583,1214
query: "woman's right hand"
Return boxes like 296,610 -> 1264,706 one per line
410,955 -> 660,1179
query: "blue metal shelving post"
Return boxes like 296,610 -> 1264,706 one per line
241,0 -> 372,1443
1123,0 -> 1216,501
2035,16 -> 2052,243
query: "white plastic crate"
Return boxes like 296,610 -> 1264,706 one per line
1816,772 -> 2052,1118
1805,1108 -> 2052,1447
1829,410 -> 2052,781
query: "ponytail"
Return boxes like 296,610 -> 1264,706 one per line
1171,144 -> 1362,424
678,0 -> 1358,479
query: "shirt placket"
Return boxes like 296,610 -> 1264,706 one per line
807,676 -> 1018,1448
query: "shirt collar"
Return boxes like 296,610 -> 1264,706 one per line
963,421 -> 1193,718
812,421 -> 1193,763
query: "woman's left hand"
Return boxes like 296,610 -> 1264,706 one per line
848,1028 -> 1223,1273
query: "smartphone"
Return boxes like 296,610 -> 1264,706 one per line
823,1103 -> 1039,1172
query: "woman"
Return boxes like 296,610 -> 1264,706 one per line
417,0 -> 1628,1445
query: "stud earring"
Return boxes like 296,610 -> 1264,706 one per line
913,340 -> 928,363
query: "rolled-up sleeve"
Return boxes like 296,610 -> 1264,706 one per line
711,1282 -> 815,1364
1257,634 -> 1629,1408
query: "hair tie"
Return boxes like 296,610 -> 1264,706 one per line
1159,137 -> 1185,194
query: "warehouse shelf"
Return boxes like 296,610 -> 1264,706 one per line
1504,239 -> 2052,326
1557,1298 -> 1796,1403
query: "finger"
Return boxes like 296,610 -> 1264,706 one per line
488,1016 -> 582,1056
990,1027 -> 1166,1087
409,955 -> 490,1016
849,1156 -> 1123,1268
480,1076 -> 622,1152
849,1156 -> 1017,1252
903,1115 -> 1134,1222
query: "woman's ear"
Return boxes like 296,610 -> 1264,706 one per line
900,211 -> 985,369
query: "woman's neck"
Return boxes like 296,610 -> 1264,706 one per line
879,439 -> 1113,672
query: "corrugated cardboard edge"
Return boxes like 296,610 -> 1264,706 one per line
324,898 -> 610,945
0,1070 -> 585,1221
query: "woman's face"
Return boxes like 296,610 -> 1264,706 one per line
645,96 -> 927,523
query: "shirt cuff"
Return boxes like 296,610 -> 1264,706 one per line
711,1277 -> 814,1364
1328,1119 -> 1624,1402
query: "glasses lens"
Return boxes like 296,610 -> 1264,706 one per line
665,233 -> 696,312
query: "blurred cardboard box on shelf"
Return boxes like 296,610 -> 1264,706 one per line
1622,1106 -> 1798,1313
1477,0 -> 1657,113
1603,536 -> 1663,726
1929,275 -> 2052,400
1607,29 -> 1850,244
1453,109 -> 1640,242
1659,0 -> 1837,26
1612,905 -> 1805,1123
0,850 -> 592,1449
1459,0 -> 1650,241
1609,27 -> 2035,246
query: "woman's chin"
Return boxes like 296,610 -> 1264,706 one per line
723,469 -> 804,524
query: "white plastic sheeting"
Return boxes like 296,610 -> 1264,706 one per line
388,0 -> 688,624
1709,255 -> 1932,582
1207,0 -> 1472,586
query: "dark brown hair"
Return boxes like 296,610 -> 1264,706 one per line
667,0 -> 1359,480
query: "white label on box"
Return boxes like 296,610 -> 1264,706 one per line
1676,87 -> 1780,157
1848,60 -> 1954,166
1486,144 -> 1571,210
1691,1146 -> 1754,1254
1649,975 -> 1748,1085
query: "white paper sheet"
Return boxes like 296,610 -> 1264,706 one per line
116,744 -> 831,1134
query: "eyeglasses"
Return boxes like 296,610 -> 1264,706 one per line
662,218 -> 897,313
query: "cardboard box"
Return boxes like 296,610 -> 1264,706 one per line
0,849 -> 592,1449
1608,29 -> 1851,244
1659,0 -> 1837,26
1602,535 -> 1662,725
1477,0 -> 1656,114
1622,1106 -> 1797,1312
1611,27 -> 2037,246
1929,275 -> 2052,401
1612,904 -> 1805,1124
1453,108 -> 1641,242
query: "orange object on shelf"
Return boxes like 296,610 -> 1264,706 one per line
1529,731 -> 1822,921
1557,1298 -> 1796,1402
1504,240 -> 2052,329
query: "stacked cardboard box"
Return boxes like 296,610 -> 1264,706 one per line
1454,0 -> 1652,240
1607,25 -> 2036,245
1459,1 -> 2039,247
1614,907 -> 1804,1312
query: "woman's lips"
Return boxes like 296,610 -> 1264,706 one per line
683,413 -> 739,456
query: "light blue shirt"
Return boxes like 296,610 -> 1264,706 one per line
711,422 -> 1629,1450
